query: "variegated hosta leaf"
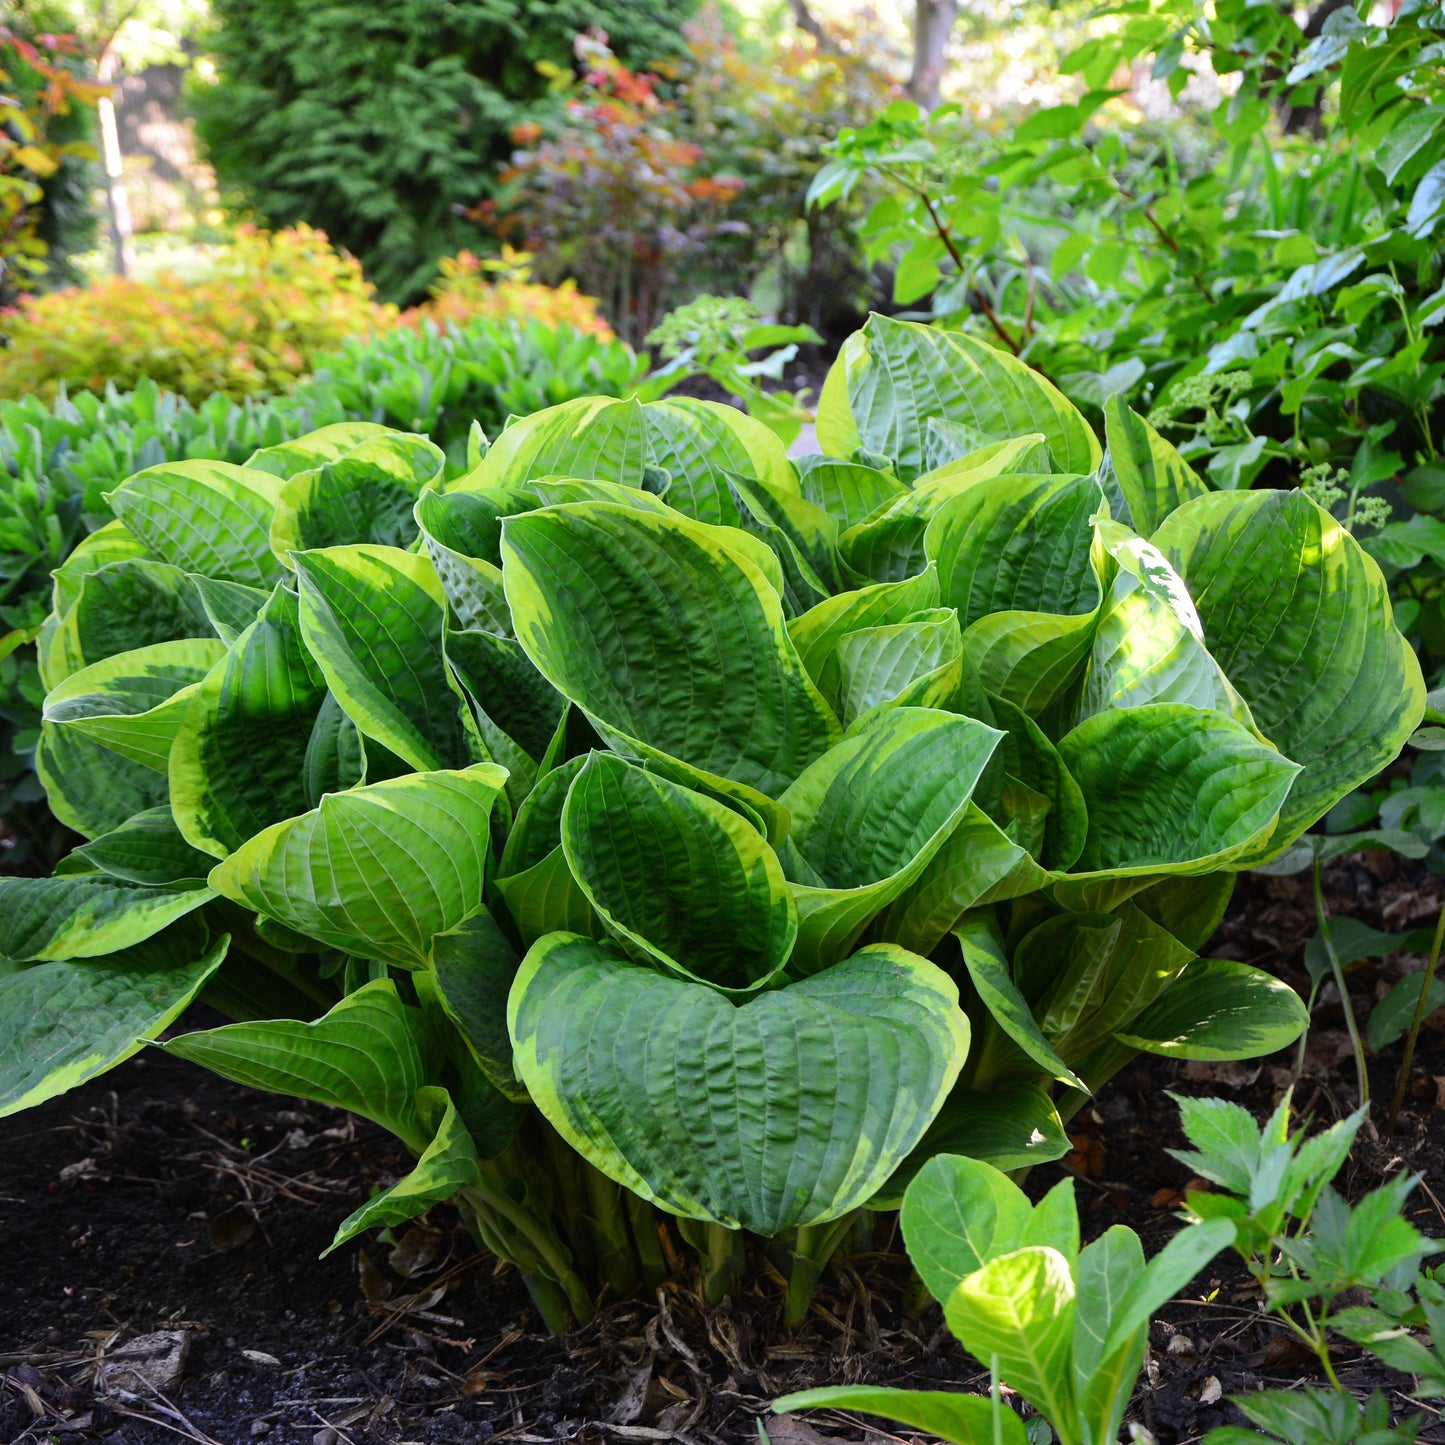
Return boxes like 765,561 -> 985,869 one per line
1076,525 -> 1253,729
839,438 -> 1050,585
501,501 -> 840,818
0,923 -> 227,1117
325,1086 -> 481,1253
1058,703 -> 1301,877
988,696 -> 1088,870
508,935 -> 970,1233
1112,957 -> 1307,1060
494,757 -> 600,946
1097,397 -> 1208,538
724,471 -> 837,613
560,752 -> 796,991
469,395 -> 795,526
816,314 -> 1101,481
170,584 -> 360,858
42,558 -> 216,689
927,472 -> 1103,716
874,805 -> 1043,956
165,978 -> 431,1149
270,431 -> 444,558
69,806 -> 214,885
1153,489 -> 1425,850
106,459 -> 288,589
294,543 -> 476,773
788,565 -> 941,714
207,766 -> 506,968
0,869 -> 213,960
799,459 -> 908,532
413,489 -> 517,633
245,420 -> 393,477
43,639 -> 227,772
189,576 -> 272,643
833,607 -> 963,728
48,519 -> 153,620
34,718 -> 170,839
777,708 -> 1003,973
429,911 -> 524,1099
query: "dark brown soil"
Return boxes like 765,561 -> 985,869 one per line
3,862 -> 1443,1445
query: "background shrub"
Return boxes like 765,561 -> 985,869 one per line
0,224 -> 380,403
190,0 -> 700,304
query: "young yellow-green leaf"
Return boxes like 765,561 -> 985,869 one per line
293,543 -> 475,773
165,979 -> 431,1150
1154,489 -> 1424,850
0,926 -> 227,1118
773,1388 -> 1026,1445
170,586 -> 361,858
817,315 -> 1100,480
1099,397 -> 1207,537
43,639 -> 226,772
778,708 -> 1002,972
799,459 -> 909,532
509,936 -> 969,1233
1113,958 -> 1308,1060
106,459 -> 288,589
502,502 -> 840,807
1073,1226 -> 1147,1445
1058,704 -> 1300,876
945,1247 -> 1078,1430
561,753 -> 796,991
208,766 -> 505,968
324,1086 -> 481,1253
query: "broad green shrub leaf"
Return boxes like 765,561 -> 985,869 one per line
429,911 -> 523,1099
0,870 -> 212,960
833,607 -> 962,726
1058,704 -> 1301,875
245,420 -> 392,477
1073,1226 -> 1146,1444
927,472 -> 1103,715
561,753 -> 796,991
874,806 -> 1040,955
1113,958 -> 1308,1059
69,807 -> 214,885
1154,489 -> 1425,849
945,1247 -> 1078,1429
876,1085 -> 1070,1209
43,559 -> 215,687
494,757 -> 600,946
294,544 -> 475,772
798,459 -> 908,531
1077,526 -> 1252,728
773,1388 -> 1026,1445
271,431 -> 443,557
777,708 -> 1002,972
188,576 -> 272,643
787,566 -> 940,710
509,936 -> 969,1233
43,639 -> 226,772
1098,397 -> 1207,536
838,439 -> 1050,584
502,502 -> 840,815
165,979 -> 431,1149
1369,971 -> 1445,1050
107,459 -> 287,588
956,918 -> 1085,1088
325,1086 -> 481,1253
0,925 -> 227,1117
817,314 -> 1101,480
208,765 -> 506,968
34,719 -> 169,839
170,585 -> 361,858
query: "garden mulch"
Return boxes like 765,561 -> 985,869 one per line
3,859 -> 1443,1445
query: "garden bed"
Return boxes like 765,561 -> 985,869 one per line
4,865 -> 1442,1445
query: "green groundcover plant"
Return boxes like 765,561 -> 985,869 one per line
0,314 -> 1423,1330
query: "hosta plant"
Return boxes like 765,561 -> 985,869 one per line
0,315 -> 1422,1330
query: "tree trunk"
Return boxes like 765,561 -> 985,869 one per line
908,0 -> 960,112
97,47 -> 135,277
